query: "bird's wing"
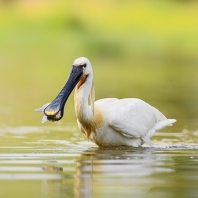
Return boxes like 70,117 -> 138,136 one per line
108,98 -> 167,139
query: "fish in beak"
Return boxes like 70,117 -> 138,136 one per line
35,65 -> 84,123
34,102 -> 51,123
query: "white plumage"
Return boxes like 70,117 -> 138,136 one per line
87,98 -> 175,147
35,57 -> 176,147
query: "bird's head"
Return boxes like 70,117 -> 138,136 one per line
35,57 -> 94,123
73,57 -> 93,76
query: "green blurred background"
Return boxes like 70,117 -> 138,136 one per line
0,0 -> 198,132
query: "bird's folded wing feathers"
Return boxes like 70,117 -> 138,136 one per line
108,99 -> 165,138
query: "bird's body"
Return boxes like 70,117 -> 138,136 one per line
35,57 -> 176,147
74,72 -> 174,147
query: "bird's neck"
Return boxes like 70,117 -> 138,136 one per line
74,74 -> 94,123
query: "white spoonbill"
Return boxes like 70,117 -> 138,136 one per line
35,57 -> 176,147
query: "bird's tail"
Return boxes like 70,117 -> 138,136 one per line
155,119 -> 176,131
142,119 -> 176,147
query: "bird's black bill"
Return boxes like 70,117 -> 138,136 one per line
44,65 -> 83,121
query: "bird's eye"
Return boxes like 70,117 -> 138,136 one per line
82,64 -> 86,68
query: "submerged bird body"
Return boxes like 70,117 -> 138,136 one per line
35,57 -> 176,147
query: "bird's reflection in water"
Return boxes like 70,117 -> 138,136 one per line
74,147 -> 175,198
27,147 -> 197,198
75,160 -> 94,198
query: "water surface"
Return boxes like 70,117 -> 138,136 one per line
0,126 -> 198,198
